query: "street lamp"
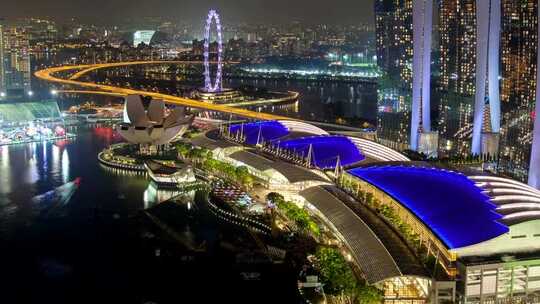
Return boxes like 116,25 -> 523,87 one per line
0,92 -> 5,98
28,91 -> 34,97
51,89 -> 58,95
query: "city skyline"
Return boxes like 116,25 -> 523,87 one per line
3,3 -> 540,303
1,0 -> 375,25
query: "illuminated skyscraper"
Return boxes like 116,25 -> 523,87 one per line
0,21 -> 5,96
439,0 -> 477,95
375,0 -> 413,85
436,0 -> 538,182
1,25 -> 31,97
499,0 -> 538,182
24,18 -> 58,42
437,0 -> 476,155
375,0 -> 414,150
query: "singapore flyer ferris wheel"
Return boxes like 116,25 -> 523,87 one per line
203,9 -> 223,93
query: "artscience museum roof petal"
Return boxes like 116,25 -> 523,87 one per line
117,95 -> 193,145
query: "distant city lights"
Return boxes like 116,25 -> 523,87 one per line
241,67 -> 380,78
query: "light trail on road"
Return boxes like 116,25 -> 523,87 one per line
36,61 -> 292,121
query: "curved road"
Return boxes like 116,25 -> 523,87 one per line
35,61 -> 293,121
36,61 -> 370,132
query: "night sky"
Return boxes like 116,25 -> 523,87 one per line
2,0 -> 374,25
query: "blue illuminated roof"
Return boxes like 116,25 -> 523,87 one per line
278,135 -> 365,169
229,121 -> 289,145
348,166 -> 509,249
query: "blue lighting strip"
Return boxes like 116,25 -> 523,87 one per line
278,135 -> 365,169
348,165 -> 509,249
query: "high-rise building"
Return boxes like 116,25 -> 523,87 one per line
375,0 -> 414,150
1,25 -> 31,97
436,0 -> 537,182
376,0 -> 539,182
531,6 -> 540,188
22,18 -> 58,42
375,0 -> 414,85
436,0 -> 538,182
439,0 -> 477,95
0,21 -> 5,97
498,0 -> 538,182
437,0 -> 477,156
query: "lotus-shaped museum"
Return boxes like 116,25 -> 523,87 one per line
116,95 -> 194,145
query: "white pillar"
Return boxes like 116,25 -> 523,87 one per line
411,0 -> 433,150
473,0 -> 501,154
488,0 -> 501,133
528,0 -> 540,189
472,0 -> 491,155
421,0 -> 433,133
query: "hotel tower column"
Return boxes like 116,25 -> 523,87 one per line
472,0 -> 501,155
411,0 -> 437,157
528,0 -> 540,189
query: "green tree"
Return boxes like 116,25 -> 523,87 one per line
235,166 -> 253,187
176,142 -> 192,159
365,192 -> 374,206
274,199 -> 320,236
314,247 -> 357,296
314,247 -> 383,303
202,158 -> 219,172
239,173 -> 254,189
267,192 -> 285,204
357,284 -> 384,304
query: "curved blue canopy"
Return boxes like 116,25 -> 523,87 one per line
348,166 -> 509,249
229,121 -> 289,145
278,135 -> 365,169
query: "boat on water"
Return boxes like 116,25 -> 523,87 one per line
32,178 -> 81,214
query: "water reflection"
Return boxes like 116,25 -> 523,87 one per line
143,182 -> 194,208
0,125 -> 149,237
61,148 -> 70,183
224,78 -> 377,123
52,143 -> 61,179
0,146 -> 11,195
0,123 -> 301,302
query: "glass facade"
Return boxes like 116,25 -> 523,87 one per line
437,0 -> 477,157
498,0 -> 538,182
460,260 -> 540,303
375,0 -> 413,149
1,25 -> 31,96
0,100 -> 61,125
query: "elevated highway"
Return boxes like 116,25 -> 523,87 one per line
36,61 -> 370,132
35,61 -> 291,121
